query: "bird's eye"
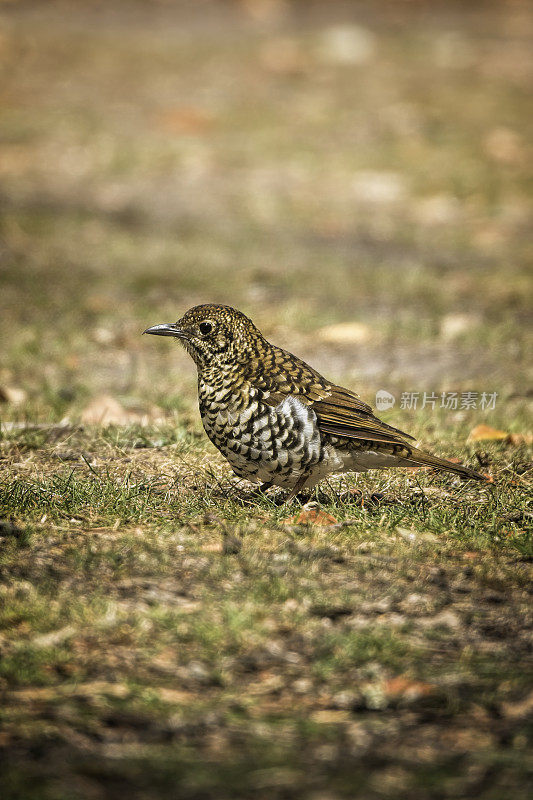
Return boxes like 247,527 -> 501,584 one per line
199,321 -> 213,336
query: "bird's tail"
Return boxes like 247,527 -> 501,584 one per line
400,447 -> 487,481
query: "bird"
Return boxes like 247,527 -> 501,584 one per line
143,304 -> 485,502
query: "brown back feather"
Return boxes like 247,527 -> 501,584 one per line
250,344 -> 415,448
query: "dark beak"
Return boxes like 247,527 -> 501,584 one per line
142,323 -> 185,338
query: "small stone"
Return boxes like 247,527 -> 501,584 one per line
186,661 -> 211,683
318,25 -> 376,65
283,598 -> 299,611
317,322 -> 371,345
396,526 -> 417,542
351,170 -> 407,204
451,581 -> 472,594
404,593 -> 426,607
440,312 -> 481,341
0,385 -> 27,405
433,610 -> 461,629
293,678 -> 313,694
376,597 -> 393,613
284,651 -> 301,664
414,194 -> 461,226
331,690 -> 358,709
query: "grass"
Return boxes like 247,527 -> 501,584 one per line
0,1 -> 532,798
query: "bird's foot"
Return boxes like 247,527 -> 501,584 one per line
283,474 -> 311,505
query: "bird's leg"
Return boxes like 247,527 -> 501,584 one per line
240,481 -> 273,503
283,473 -> 309,505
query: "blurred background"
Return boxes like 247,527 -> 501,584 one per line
1,0 -> 531,430
1,5 -> 532,798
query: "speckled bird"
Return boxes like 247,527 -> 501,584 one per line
144,305 -> 484,501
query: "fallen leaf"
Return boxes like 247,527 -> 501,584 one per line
310,709 -> 351,724
201,542 -> 223,553
259,38 -> 307,74
384,676 -> 435,701
80,395 -> 163,426
155,107 -> 214,135
0,421 -> 73,433
500,690 -> 533,720
240,0 -> 287,24
316,321 -> 371,344
282,507 -> 338,525
81,395 -> 137,425
507,433 -> 533,446
155,688 -> 195,704
468,424 -> 509,442
468,424 -> 532,446
6,682 -> 131,702
483,127 -> 523,165
63,354 -> 79,370
248,673 -> 285,696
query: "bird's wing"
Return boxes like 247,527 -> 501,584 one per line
311,384 -> 415,445
253,346 -> 486,477
254,345 -> 415,447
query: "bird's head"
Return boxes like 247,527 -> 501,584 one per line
143,304 -> 264,373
